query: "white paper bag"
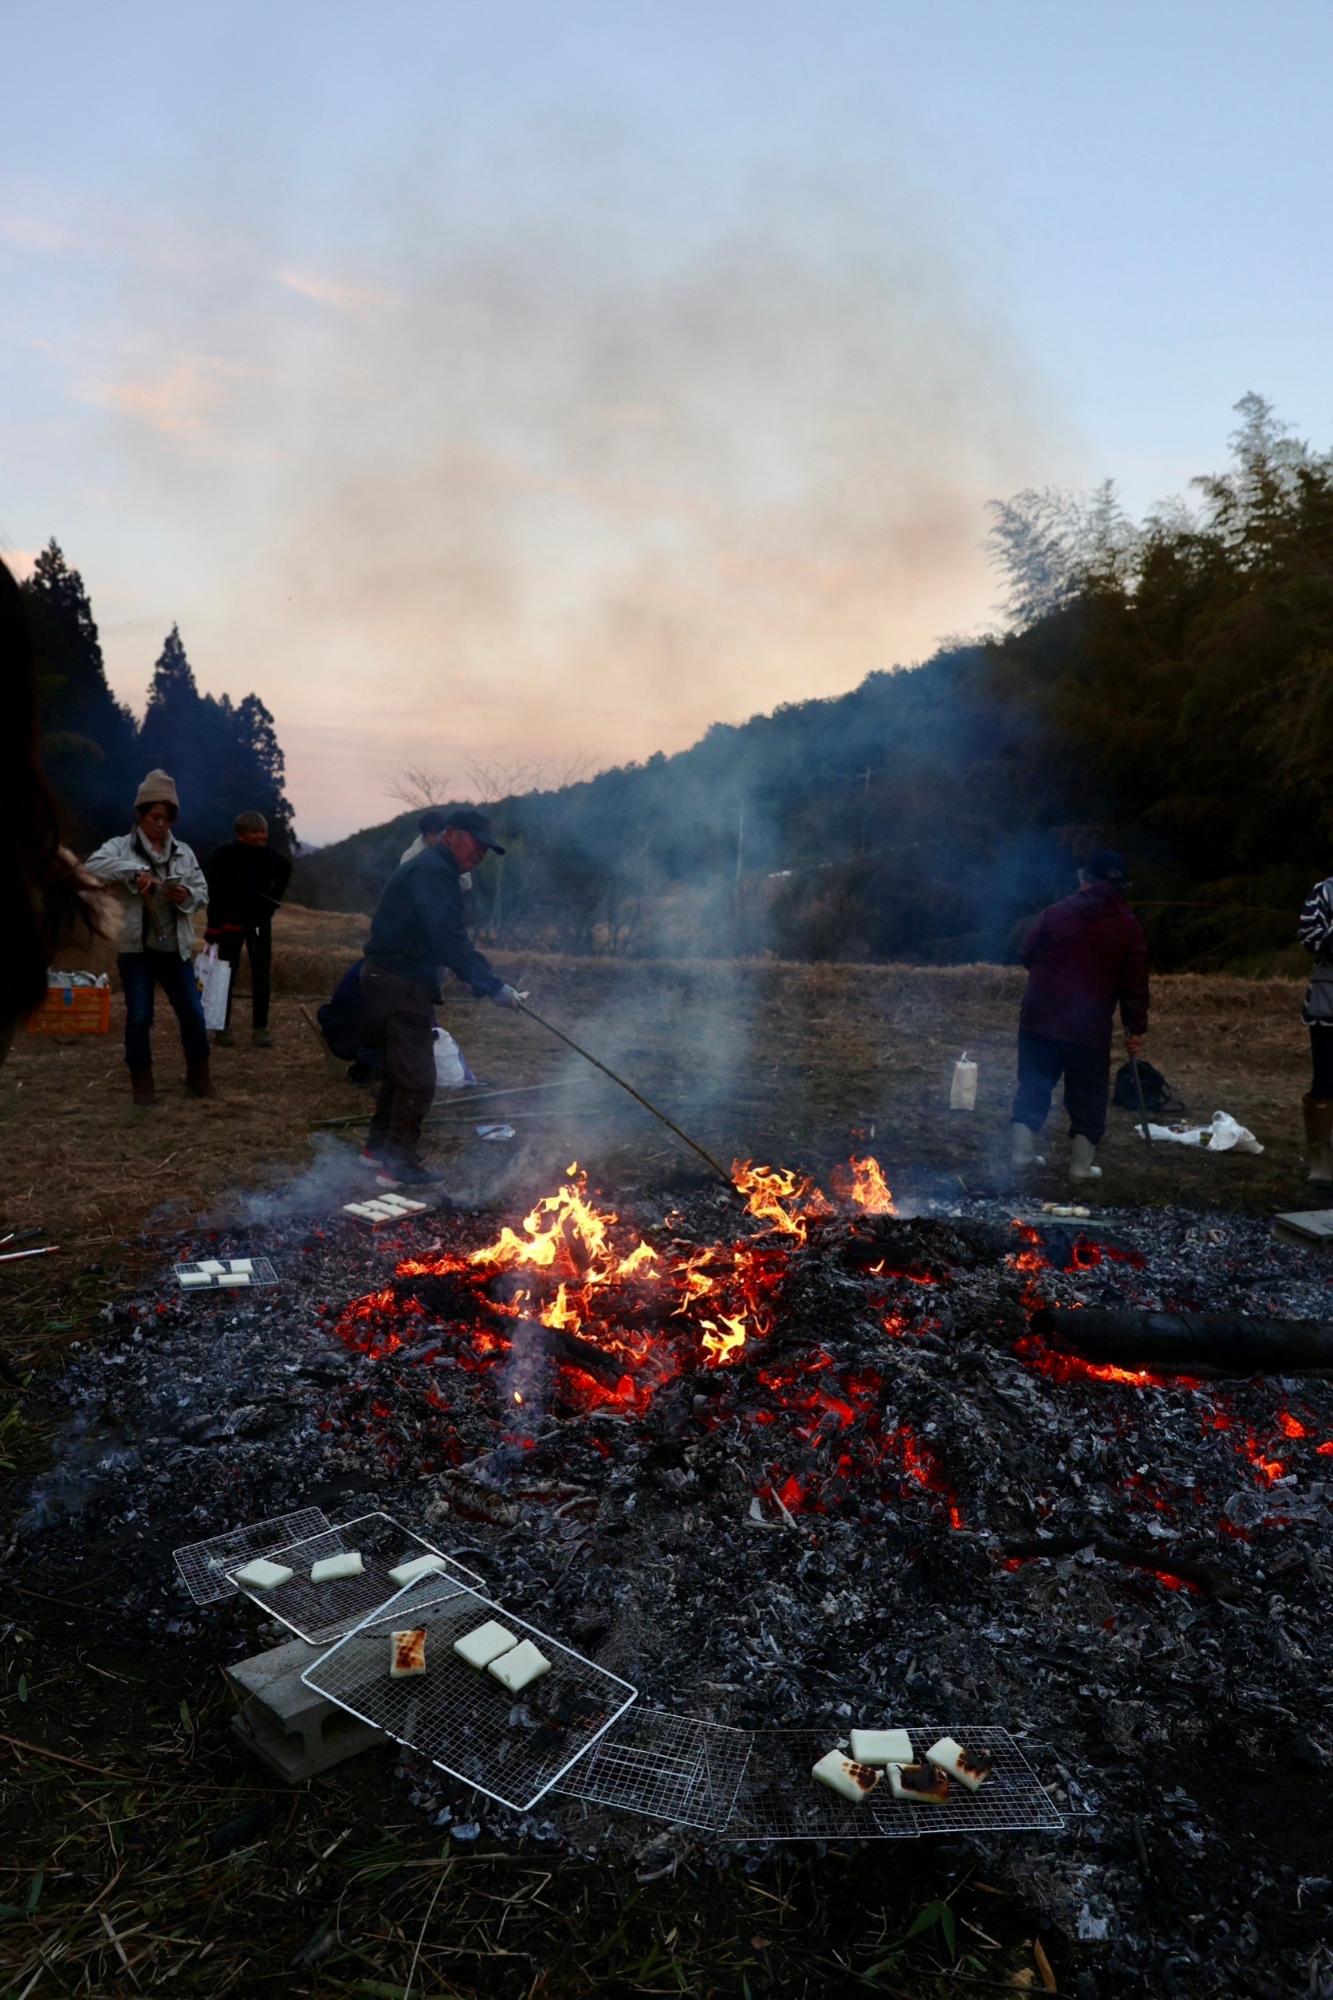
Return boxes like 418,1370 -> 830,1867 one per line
950,1053 -> 978,1110
432,1027 -> 467,1089
195,945 -> 232,1033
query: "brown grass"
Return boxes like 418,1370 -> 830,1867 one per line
10,903 -> 1314,1279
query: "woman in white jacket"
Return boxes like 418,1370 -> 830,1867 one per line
85,771 -> 213,1106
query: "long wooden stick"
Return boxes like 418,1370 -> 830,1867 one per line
515,1001 -> 736,1189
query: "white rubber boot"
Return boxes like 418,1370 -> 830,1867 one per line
1069,1134 -> 1103,1183
1011,1123 -> 1046,1169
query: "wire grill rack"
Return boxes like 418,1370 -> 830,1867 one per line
725,1727 -> 1065,1842
302,1576 -> 637,1813
556,1708 -> 753,1831
173,1258 -> 278,1290
173,1508 -> 330,1606
227,1511 -> 484,1644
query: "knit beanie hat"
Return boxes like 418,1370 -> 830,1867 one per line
133,769 -> 180,818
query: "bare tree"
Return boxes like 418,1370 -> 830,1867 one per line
384,765 -> 451,812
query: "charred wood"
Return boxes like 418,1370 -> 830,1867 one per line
1001,1535 -> 1244,1602
1035,1306 -> 1333,1375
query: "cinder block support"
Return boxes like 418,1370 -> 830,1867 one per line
226,1636 -> 387,1783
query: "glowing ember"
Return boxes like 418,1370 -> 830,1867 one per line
1014,1333 -> 1201,1392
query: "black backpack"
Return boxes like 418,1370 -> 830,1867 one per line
1112,1059 -> 1179,1114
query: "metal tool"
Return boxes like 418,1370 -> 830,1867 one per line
516,1002 -> 735,1190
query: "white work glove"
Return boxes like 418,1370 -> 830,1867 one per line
493,983 -> 524,1010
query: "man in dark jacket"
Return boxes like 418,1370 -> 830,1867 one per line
360,806 -> 520,1186
1011,850 -> 1149,1184
204,812 -> 292,1048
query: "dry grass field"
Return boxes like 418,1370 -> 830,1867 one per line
0,903 -> 1315,1288
0,906 -> 1320,1997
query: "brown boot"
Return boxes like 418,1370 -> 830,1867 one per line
130,1068 -> 157,1108
185,1059 -> 216,1100
1302,1096 -> 1333,1186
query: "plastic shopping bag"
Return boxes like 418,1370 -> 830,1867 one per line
195,945 -> 231,1033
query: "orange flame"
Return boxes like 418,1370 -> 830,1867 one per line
732,1159 -> 833,1243
842,1154 -> 896,1215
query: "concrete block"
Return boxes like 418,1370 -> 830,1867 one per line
226,1635 -> 386,1783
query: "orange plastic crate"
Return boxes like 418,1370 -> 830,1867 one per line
24,985 -> 112,1037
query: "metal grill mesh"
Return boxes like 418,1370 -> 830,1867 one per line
173,1508 -> 330,1605
173,1258 -> 278,1290
302,1578 -> 637,1813
227,1511 -> 482,1643
556,1708 -> 753,1831
726,1727 -> 1065,1842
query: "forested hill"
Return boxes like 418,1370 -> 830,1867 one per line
296,398 -> 1332,974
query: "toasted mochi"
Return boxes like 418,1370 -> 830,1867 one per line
487,1639 -> 551,1693
388,1553 -> 449,1588
198,1260 -> 225,1274
888,1762 -> 950,1804
812,1750 -> 881,1804
453,1619 -> 519,1669
179,1270 -> 212,1287
390,1628 -> 427,1677
849,1728 -> 913,1767
310,1551 -> 363,1584
228,1259 -> 254,1275
216,1272 -> 250,1287
925,1735 -> 993,1792
233,1557 -> 292,1591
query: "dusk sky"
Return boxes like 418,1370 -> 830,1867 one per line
4,1 -> 1332,842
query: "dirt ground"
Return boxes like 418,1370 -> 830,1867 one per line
0,907 -> 1321,1997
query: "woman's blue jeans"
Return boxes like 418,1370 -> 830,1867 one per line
117,952 -> 210,1072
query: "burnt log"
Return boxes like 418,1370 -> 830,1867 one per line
510,1317 -> 635,1388
1034,1306 -> 1333,1375
1001,1534 -> 1243,1602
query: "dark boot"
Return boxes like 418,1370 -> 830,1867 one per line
1303,1097 -> 1333,1186
185,1058 -> 216,1099
130,1068 -> 157,1108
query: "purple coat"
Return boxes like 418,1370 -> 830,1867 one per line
1018,881 -> 1149,1049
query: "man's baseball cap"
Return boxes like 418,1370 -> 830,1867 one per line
1083,848 -> 1129,885
444,807 -> 506,855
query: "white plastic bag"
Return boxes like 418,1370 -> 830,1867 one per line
1145,1109 -> 1264,1155
432,1027 -> 466,1089
195,945 -> 231,1033
950,1053 -> 978,1111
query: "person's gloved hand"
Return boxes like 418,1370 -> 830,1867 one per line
1125,1033 -> 1146,1058
493,983 -> 523,1010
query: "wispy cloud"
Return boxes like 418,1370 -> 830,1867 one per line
0,215 -> 83,254
276,269 -> 400,320
72,354 -> 270,457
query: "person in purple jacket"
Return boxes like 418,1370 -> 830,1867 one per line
1010,850 -> 1150,1185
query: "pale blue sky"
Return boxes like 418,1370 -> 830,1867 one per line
3,1 -> 1330,840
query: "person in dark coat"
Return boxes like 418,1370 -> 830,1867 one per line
204,812 -> 292,1048
360,806 -> 520,1186
1010,850 -> 1149,1184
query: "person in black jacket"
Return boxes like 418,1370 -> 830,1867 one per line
360,806 -> 520,1186
204,812 -> 292,1048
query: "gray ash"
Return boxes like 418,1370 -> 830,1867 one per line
13,1175 -> 1333,1998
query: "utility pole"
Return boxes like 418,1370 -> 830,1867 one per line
859,768 -> 871,854
735,801 -> 745,883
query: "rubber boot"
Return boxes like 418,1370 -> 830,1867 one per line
213,1027 -> 235,1048
1011,1122 -> 1047,1169
1302,1096 -> 1333,1187
1069,1134 -> 1103,1183
252,1028 -> 273,1048
185,1058 -> 216,1099
130,1067 -> 156,1108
